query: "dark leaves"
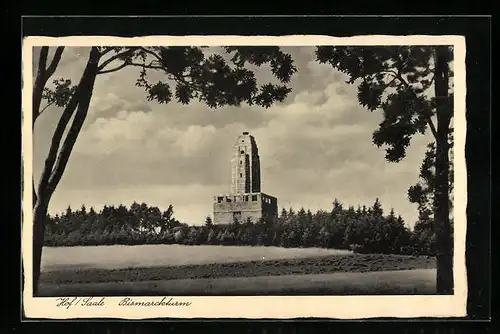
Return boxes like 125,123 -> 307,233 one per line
224,46 -> 297,83
371,88 -> 430,162
316,46 -> 394,83
232,68 -> 258,102
41,78 -> 77,108
357,80 -> 383,111
407,73 -> 420,84
255,84 -> 291,109
372,123 -> 412,162
135,68 -> 150,90
175,83 -> 193,104
269,52 -> 296,83
225,46 -> 276,66
400,47 -> 432,75
406,140 -> 454,224
135,46 -> 296,109
146,81 -> 171,104
420,143 -> 436,185
316,46 -> 450,164
159,47 -> 190,75
408,184 -> 426,204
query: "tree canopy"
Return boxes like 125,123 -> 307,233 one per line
43,199 -> 437,257
315,45 -> 455,294
316,46 -> 453,162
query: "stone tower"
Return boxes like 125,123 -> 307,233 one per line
230,131 -> 261,194
213,132 -> 278,225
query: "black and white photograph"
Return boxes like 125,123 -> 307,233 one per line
23,35 -> 467,319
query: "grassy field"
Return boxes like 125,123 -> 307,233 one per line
41,244 -> 353,271
41,253 -> 436,284
39,245 -> 437,296
39,269 -> 437,296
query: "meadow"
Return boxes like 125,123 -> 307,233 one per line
41,244 -> 353,271
39,269 -> 437,296
38,245 -> 437,296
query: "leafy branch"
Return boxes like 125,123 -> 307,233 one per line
33,47 -> 65,124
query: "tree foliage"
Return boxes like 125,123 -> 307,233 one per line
316,46 -> 452,162
315,45 -> 454,294
44,199 -> 436,256
97,46 -> 297,108
408,138 -> 455,230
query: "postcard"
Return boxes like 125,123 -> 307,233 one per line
22,34 -> 467,319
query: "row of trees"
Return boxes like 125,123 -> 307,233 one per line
44,198 -> 438,256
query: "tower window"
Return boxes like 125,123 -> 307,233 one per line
240,150 -> 244,154
240,173 -> 242,177
240,161 -> 242,165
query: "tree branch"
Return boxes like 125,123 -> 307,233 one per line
428,73 -> 436,87
47,48 -> 100,196
33,177 -> 37,209
129,60 -> 204,94
36,48 -> 99,201
47,90 -> 93,195
394,73 -> 438,140
33,47 -> 50,126
45,47 -> 65,78
132,48 -> 206,97
385,60 -> 438,140
97,61 -> 129,75
98,48 -> 139,72
98,47 -> 114,57
378,71 -> 399,89
138,47 -> 163,64
38,47 -> 49,75
398,52 -> 410,73
33,47 -> 65,126
128,61 -> 163,70
382,68 -> 438,139
35,101 -> 55,122
36,88 -> 81,200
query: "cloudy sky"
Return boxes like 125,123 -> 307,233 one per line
32,46 -> 433,228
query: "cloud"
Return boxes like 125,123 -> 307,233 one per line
33,46 -> 432,227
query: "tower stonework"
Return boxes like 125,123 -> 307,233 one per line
213,132 -> 277,225
230,132 -> 261,194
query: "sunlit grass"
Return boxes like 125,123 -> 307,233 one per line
41,244 -> 353,271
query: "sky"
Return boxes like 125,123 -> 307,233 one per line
32,46 -> 434,228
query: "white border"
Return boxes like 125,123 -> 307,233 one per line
22,35 -> 467,319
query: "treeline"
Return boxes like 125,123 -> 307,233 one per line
44,198 -> 437,256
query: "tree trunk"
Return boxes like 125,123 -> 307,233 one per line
32,47 -> 100,296
433,46 -> 453,294
32,47 -> 49,127
32,198 -> 49,296
32,47 -> 65,125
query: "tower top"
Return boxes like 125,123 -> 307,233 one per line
230,132 -> 261,194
